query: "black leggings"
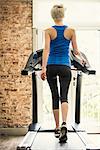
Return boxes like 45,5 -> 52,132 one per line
46,65 -> 72,109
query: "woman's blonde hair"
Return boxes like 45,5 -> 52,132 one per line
51,4 -> 65,21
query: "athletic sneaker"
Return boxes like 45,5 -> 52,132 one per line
59,122 -> 68,143
54,128 -> 60,138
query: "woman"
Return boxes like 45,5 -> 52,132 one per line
41,4 -> 82,142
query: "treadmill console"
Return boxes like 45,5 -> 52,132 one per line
21,49 -> 96,75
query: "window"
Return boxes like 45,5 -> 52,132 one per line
33,0 -> 100,128
76,30 -> 100,126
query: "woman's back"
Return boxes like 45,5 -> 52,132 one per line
47,25 -> 74,67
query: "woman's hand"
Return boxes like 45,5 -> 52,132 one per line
73,49 -> 80,55
73,50 -> 86,65
41,67 -> 47,80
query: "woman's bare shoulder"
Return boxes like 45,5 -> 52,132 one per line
44,27 -> 54,32
66,27 -> 75,33
44,27 -> 56,37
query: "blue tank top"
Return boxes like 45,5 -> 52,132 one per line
47,25 -> 71,67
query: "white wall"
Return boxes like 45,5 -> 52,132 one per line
33,0 -> 100,74
33,0 -> 100,30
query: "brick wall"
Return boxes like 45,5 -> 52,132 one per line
0,0 -> 32,127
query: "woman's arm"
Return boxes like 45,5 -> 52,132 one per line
71,29 -> 86,64
41,29 -> 50,80
42,29 -> 50,69
71,29 -> 80,55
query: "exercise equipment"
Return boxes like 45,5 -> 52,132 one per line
17,49 -> 100,150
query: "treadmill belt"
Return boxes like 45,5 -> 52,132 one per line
31,132 -> 85,150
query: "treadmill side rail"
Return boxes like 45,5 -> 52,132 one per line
17,131 -> 37,150
77,132 -> 100,150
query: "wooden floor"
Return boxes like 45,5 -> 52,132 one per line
0,135 -> 24,150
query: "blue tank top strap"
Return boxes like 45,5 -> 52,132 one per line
52,25 -> 68,28
52,25 -> 68,36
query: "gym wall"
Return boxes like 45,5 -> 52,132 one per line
0,0 -> 32,128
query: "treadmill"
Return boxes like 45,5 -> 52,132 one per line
17,49 -> 100,150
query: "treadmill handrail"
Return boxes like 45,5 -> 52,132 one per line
21,49 -> 96,76
21,49 -> 43,75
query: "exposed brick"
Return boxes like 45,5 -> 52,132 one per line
0,0 -> 32,127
